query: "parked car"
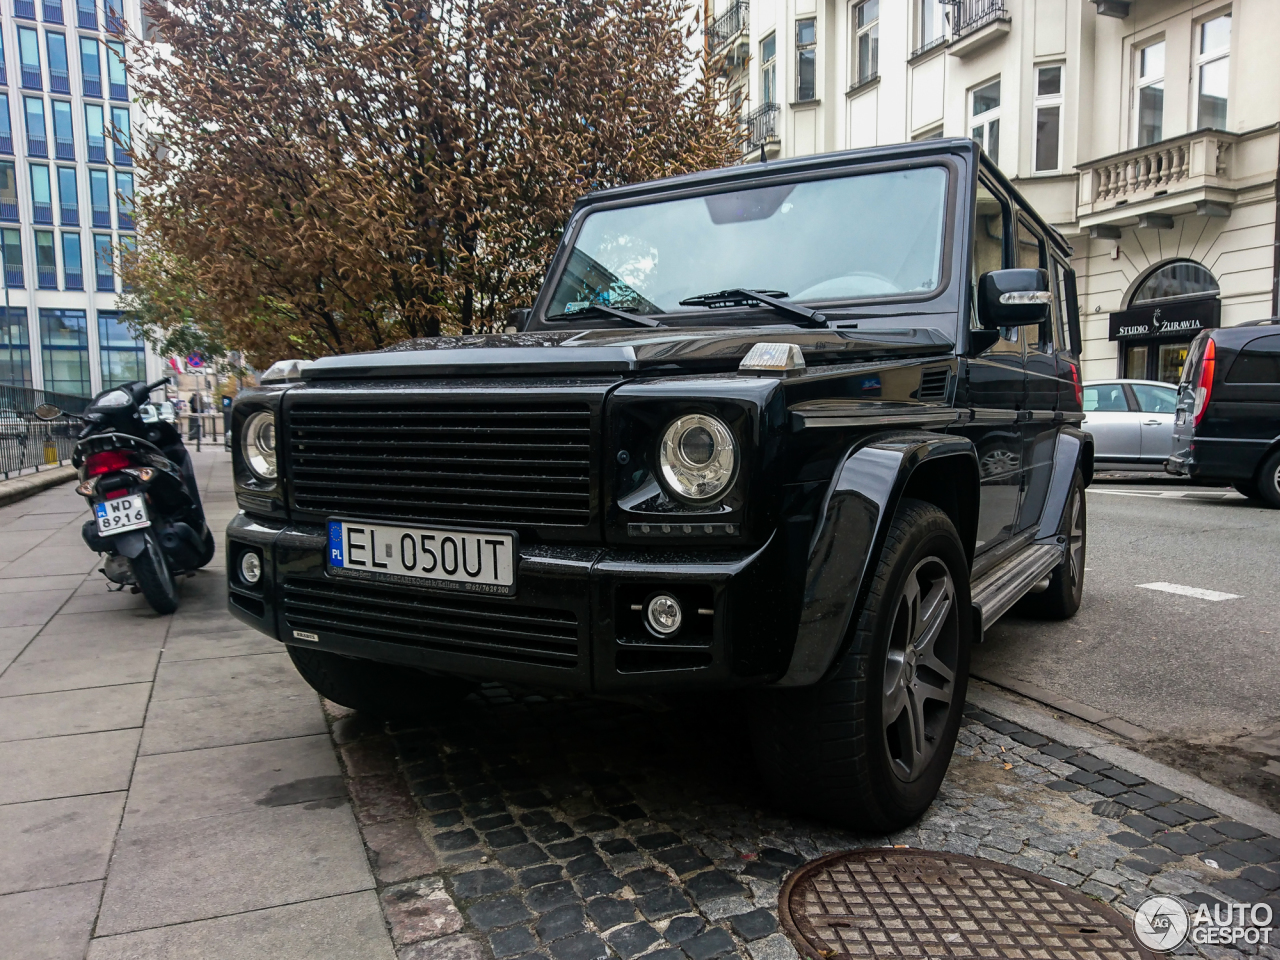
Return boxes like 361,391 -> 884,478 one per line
1082,379 -> 1178,469
226,139 -> 1094,832
1168,319 -> 1280,505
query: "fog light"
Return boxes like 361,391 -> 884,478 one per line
240,550 -> 262,585
646,594 -> 682,636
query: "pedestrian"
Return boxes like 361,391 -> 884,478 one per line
188,392 -> 201,440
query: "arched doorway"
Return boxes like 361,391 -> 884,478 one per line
1107,260 -> 1221,383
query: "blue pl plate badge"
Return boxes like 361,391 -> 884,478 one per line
328,521 -> 344,567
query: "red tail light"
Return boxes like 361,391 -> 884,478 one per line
1192,337 -> 1216,426
85,450 -> 135,476
1068,362 -> 1082,407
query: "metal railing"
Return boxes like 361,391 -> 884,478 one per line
55,136 -> 74,160
77,0 -> 94,29
87,138 -> 106,162
113,143 -> 130,166
13,0 -> 35,18
32,200 -> 52,223
36,266 -> 56,288
21,66 -> 43,90
0,199 -> 17,221
64,269 -> 81,289
110,80 -> 127,100
0,63 -> 7,86
0,134 -> 11,155
60,201 -> 78,225
92,203 -> 110,227
50,67 -> 70,94
741,102 -> 779,152
83,74 -> 101,98
117,209 -> 132,230
708,0 -> 748,52
27,134 -> 47,157
951,0 -> 1008,39
0,383 -> 89,478
6,265 -> 23,287
42,0 -> 62,22
95,271 -> 113,291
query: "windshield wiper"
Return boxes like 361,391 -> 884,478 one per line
678,289 -> 827,327
544,303 -> 664,328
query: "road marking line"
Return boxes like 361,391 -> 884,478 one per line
1090,489 -> 1243,500
1136,581 -> 1241,602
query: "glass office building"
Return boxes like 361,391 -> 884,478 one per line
0,0 -> 148,394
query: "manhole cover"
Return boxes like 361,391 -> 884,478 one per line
778,848 -> 1156,960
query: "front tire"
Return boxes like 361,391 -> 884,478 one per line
130,532 -> 180,615
1016,469 -> 1086,619
286,645 -> 477,719
751,499 -> 971,833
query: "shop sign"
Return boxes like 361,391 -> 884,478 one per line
1109,296 -> 1220,341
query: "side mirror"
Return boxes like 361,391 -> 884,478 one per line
505,307 -> 532,334
978,269 -> 1052,329
34,403 -> 62,420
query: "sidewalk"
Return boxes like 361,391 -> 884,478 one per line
0,447 -> 396,959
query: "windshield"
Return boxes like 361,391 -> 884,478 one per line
546,166 -> 949,318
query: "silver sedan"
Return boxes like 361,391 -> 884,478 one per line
1083,379 -> 1179,469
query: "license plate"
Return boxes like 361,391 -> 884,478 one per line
95,495 -> 150,535
327,520 -> 517,596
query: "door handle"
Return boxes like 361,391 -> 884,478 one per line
1142,420 -> 1161,425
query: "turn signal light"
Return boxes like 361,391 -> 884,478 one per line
75,477 -> 98,497
1193,337 -> 1216,426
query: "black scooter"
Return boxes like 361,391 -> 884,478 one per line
35,377 -> 216,613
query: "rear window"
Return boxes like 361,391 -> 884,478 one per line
1083,384 -> 1128,412
1225,334 -> 1280,384
1179,335 -> 1208,387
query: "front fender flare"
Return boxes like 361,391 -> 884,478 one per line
774,431 -> 978,687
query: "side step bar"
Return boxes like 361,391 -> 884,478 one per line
971,542 -> 1064,632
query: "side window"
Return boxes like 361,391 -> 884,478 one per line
1083,384 -> 1128,412
971,181 -> 1007,329
1225,335 -> 1280,384
1016,216 -> 1054,350
1131,383 -> 1178,413
1051,260 -> 1069,354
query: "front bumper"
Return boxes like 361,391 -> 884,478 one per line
226,513 -> 793,693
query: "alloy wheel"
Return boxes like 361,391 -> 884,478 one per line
1066,487 -> 1085,586
881,556 -> 959,783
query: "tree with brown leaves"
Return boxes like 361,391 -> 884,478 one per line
119,0 -> 741,369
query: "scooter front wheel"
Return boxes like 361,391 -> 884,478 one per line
131,531 -> 179,614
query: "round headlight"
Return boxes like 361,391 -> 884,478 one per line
646,594 -> 683,636
658,414 -> 736,502
240,550 -> 262,585
241,411 -> 277,481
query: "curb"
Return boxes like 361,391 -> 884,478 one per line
968,680 -> 1280,839
0,464 -> 77,508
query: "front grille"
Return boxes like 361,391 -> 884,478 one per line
287,400 -> 593,527
282,577 -> 580,668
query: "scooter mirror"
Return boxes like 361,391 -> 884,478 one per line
33,403 -> 62,420
139,404 -> 159,423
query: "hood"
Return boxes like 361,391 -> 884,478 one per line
302,325 -> 956,381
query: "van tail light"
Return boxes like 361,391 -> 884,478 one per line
85,450 -> 135,477
1192,337 -> 1216,426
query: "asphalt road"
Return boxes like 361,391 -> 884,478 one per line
974,478 -> 1280,811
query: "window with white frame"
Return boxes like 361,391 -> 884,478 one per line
796,18 -> 816,101
970,79 -> 1000,164
916,0 -> 945,54
1033,65 -> 1062,173
1135,40 -> 1164,146
1196,13 -> 1230,129
760,33 -> 777,105
852,0 -> 878,86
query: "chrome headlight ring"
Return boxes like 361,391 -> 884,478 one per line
657,414 -> 737,503
241,410 -> 277,481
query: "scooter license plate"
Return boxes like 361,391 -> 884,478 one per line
95,496 -> 150,536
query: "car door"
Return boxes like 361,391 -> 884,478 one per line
1014,216 -> 1058,531
1083,382 -> 1140,464
1130,382 -> 1178,462
959,178 -> 1024,553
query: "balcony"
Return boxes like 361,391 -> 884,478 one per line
110,80 -> 127,100
708,1 -> 749,70
104,3 -> 122,32
32,200 -> 52,223
55,136 -> 74,160
0,134 -> 11,155
91,203 -> 109,227
77,0 -> 94,29
13,0 -> 35,18
741,102 -> 780,156
96,271 -> 113,292
27,134 -> 46,157
0,62 -> 7,86
6,266 -> 23,288
0,198 -> 16,221
65,269 -> 81,290
87,138 -> 106,162
117,208 -> 131,229
42,0 -> 62,22
1074,127 -> 1280,229
37,266 -> 55,288
50,68 -> 69,94
948,0 -> 1010,59
113,143 -> 130,165
21,66 -> 43,90
83,74 -> 102,98
60,201 -> 77,225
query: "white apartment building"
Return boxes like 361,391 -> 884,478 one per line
0,0 -> 154,399
706,0 -> 1280,382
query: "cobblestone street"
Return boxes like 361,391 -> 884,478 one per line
1,452 -> 1278,959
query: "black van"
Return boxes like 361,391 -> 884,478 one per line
1168,319 -> 1280,506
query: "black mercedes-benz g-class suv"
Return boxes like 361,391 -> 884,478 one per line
1168,319 -> 1280,506
227,139 -> 1092,831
